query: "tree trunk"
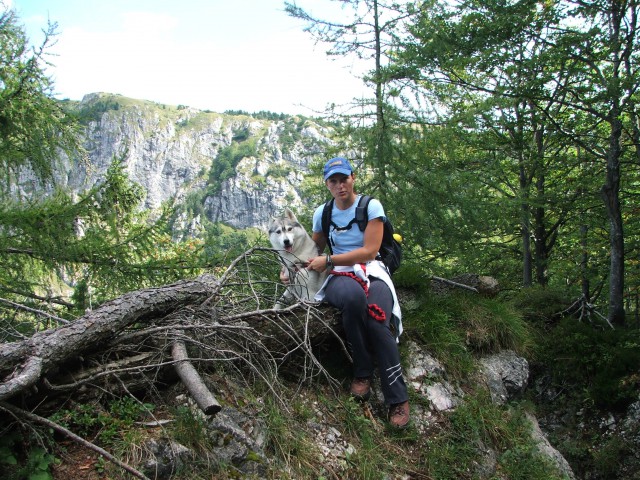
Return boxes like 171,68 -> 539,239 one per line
0,263 -> 342,403
0,275 -> 222,401
373,0 -> 391,188
601,0 -> 628,326
533,125 -> 548,286
602,113 -> 625,326
580,224 -> 591,303
519,162 -> 533,288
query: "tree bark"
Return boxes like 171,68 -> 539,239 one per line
580,224 -> 591,303
0,275 -> 221,401
519,161 -> 533,288
0,267 -> 342,403
600,0 -> 628,326
602,113 -> 626,326
171,339 -> 221,415
533,124 -> 549,286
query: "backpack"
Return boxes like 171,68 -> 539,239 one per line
321,195 -> 402,275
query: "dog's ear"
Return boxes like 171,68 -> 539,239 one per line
284,208 -> 297,221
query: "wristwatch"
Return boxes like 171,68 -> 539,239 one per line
325,254 -> 334,271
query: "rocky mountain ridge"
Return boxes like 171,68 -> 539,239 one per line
46,92 -> 334,231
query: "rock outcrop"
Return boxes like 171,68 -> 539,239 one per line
32,93 -> 334,231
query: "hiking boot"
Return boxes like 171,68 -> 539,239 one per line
388,400 -> 410,428
350,377 -> 371,401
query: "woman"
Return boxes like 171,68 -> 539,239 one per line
306,157 -> 410,428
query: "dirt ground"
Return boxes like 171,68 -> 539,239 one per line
51,442 -> 105,480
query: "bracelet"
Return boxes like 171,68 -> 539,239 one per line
325,254 -> 333,271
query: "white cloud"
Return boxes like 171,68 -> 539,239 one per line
18,1 -> 371,115
120,11 -> 178,34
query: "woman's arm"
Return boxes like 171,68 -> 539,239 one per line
312,231 -> 327,254
307,218 -> 383,272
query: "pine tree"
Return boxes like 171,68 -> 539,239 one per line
0,7 -> 203,339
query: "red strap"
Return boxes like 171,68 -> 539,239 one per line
329,268 -> 386,322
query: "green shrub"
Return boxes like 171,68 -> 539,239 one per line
208,139 -> 258,195
592,435 -> 630,478
511,285 -> 574,324
0,430 -> 57,480
427,394 -> 567,480
409,289 -> 533,378
536,317 -> 640,411
261,397 -> 318,477
49,396 -> 154,445
201,223 -> 255,267
171,406 -> 210,451
74,99 -> 121,124
265,164 -> 292,178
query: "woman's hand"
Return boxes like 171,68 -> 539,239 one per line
280,266 -> 290,284
307,255 -> 328,272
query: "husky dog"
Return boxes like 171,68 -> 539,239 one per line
268,209 -> 327,309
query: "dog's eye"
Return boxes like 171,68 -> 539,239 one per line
287,227 -> 293,232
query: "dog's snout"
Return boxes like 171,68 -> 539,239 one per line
283,239 -> 292,247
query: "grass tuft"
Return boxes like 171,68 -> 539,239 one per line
409,289 -> 534,379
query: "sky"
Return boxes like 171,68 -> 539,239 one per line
9,0 -> 369,115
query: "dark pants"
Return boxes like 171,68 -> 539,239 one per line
323,275 -> 408,405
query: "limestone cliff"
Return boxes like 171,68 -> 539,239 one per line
56,93 -> 333,230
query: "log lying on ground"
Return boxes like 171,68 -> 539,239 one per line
171,338 -> 221,415
0,248 -> 346,477
431,274 -> 500,297
0,255 -> 343,404
0,274 -> 221,402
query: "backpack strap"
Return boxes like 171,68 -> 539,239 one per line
355,195 -> 371,232
322,195 -> 372,253
321,199 -> 334,254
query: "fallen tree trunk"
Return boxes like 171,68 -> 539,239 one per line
0,248 -> 344,404
171,338 -> 221,415
0,274 -> 221,401
0,248 -> 345,479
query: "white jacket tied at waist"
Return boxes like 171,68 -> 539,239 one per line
314,260 -> 403,338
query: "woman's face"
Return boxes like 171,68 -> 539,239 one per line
326,173 -> 355,200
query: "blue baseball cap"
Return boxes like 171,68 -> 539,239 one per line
323,157 -> 353,181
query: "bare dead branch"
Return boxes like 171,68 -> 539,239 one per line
0,274 -> 221,401
171,337 -> 221,415
432,275 -> 479,293
0,248 -> 343,416
43,352 -> 158,391
0,287 -> 75,308
0,296 -> 70,324
560,294 -> 615,329
0,401 -> 151,480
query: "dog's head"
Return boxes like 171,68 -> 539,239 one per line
268,209 -> 300,253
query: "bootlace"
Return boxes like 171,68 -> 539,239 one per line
390,402 -> 407,418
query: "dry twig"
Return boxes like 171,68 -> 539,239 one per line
0,401 -> 151,480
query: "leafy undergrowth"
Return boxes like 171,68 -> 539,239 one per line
4,359 -> 569,478
5,285 -> 631,479
32,378 -> 566,480
514,286 -> 640,479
